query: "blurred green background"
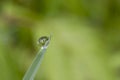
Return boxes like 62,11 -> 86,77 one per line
0,0 -> 120,80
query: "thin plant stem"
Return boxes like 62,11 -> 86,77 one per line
23,35 -> 51,80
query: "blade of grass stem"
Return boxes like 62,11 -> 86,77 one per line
23,47 -> 47,80
23,35 -> 51,80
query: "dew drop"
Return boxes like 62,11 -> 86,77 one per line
37,35 -> 51,49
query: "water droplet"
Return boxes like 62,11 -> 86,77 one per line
37,35 -> 51,49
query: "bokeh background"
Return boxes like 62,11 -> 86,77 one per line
0,0 -> 120,80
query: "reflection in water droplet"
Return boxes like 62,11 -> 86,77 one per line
37,35 -> 51,49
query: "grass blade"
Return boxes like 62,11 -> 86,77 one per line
23,35 -> 51,80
